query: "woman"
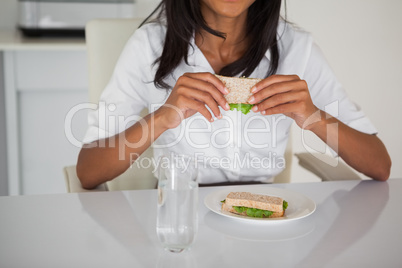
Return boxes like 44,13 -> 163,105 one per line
77,0 -> 391,189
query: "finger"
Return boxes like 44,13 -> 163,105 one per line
183,87 -> 222,118
249,80 -> 307,104
183,72 -> 229,95
260,102 -> 300,116
253,90 -> 304,112
192,79 -> 230,111
180,74 -> 229,111
251,74 -> 300,94
186,98 -> 215,122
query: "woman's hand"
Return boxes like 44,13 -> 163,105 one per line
156,72 -> 230,129
248,75 -> 319,129
248,74 -> 391,181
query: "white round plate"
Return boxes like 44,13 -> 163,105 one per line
204,186 -> 316,224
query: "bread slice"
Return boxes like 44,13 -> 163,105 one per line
221,202 -> 284,218
215,75 -> 262,104
222,192 -> 284,218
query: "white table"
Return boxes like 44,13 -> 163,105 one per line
1,179 -> 401,268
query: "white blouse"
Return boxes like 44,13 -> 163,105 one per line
83,21 -> 377,184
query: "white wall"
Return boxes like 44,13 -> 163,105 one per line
0,0 -> 17,195
286,0 -> 402,181
0,53 -> 8,196
0,0 -> 18,29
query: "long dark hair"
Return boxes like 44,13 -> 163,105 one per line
141,0 -> 282,89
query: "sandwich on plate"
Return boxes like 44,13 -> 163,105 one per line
221,192 -> 288,218
215,75 -> 262,115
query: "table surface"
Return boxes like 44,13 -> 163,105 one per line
0,179 -> 401,268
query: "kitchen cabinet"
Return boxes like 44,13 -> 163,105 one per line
1,30 -> 89,195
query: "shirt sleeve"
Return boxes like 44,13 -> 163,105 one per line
303,43 -> 378,135
82,27 -> 153,144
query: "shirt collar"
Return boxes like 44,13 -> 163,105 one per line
187,36 -> 215,73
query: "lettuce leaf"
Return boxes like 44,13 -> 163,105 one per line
229,103 -> 254,115
283,200 -> 288,210
233,206 -> 274,218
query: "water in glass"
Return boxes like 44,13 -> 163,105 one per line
156,154 -> 198,253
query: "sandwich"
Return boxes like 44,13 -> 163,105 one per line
221,192 -> 288,218
215,75 -> 262,115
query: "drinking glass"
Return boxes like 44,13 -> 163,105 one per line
156,153 -> 198,253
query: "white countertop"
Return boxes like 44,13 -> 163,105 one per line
0,29 -> 86,51
0,179 -> 401,267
